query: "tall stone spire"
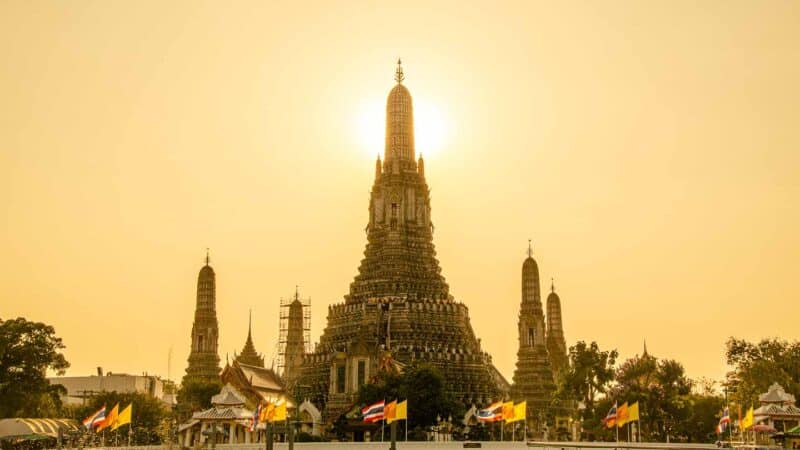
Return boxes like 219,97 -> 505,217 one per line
296,63 -> 503,421
235,310 -> 264,367
511,241 -> 556,433
384,59 -> 416,169
348,62 -> 446,303
183,251 -> 221,384
546,279 -> 568,375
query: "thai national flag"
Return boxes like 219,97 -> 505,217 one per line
477,402 -> 504,422
362,401 -> 385,423
250,403 -> 262,432
82,406 -> 107,429
603,404 -> 617,428
720,407 -> 731,424
718,407 -> 730,433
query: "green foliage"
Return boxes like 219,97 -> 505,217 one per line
555,341 -> 618,421
611,354 -> 692,441
356,363 -> 464,430
70,390 -> 170,445
0,317 -> 70,418
680,393 -> 725,443
725,337 -> 800,409
295,431 -> 325,442
176,379 -> 221,420
330,414 -> 348,441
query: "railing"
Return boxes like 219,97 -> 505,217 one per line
69,442 -> 720,450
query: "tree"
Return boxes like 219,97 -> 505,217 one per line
357,363 -> 463,431
555,341 -> 618,422
681,393 -> 725,443
71,391 -> 170,445
610,354 -> 692,442
725,338 -> 800,409
176,379 -> 221,420
0,317 -> 70,418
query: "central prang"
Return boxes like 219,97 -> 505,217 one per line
295,63 -> 507,425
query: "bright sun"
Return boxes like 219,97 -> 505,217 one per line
355,97 -> 448,158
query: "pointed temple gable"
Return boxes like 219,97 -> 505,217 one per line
235,311 -> 265,368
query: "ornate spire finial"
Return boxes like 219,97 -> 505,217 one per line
395,58 -> 404,83
551,277 -> 555,293
643,339 -> 649,357
205,248 -> 210,266
527,239 -> 533,258
248,309 -> 252,337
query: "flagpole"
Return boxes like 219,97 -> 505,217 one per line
727,405 -> 733,448
637,418 -> 641,443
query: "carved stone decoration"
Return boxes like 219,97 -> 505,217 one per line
374,195 -> 384,224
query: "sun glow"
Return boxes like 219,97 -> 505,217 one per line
354,97 -> 449,158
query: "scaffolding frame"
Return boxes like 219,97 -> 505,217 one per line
274,287 -> 311,376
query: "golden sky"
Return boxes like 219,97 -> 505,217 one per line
1,1 -> 798,385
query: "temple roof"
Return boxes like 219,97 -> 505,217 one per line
754,403 -> 800,418
210,384 -> 247,406
237,363 -> 283,392
191,406 -> 252,421
759,382 -> 796,405
235,311 -> 264,367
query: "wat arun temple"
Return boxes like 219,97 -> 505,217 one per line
293,62 -> 569,428
181,62 -> 569,434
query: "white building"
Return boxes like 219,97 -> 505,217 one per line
48,371 -> 173,406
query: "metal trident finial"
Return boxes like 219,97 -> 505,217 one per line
395,58 -> 404,83
527,239 -> 533,258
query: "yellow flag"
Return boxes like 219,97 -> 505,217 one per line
272,402 -> 287,422
259,403 -> 272,423
112,403 -> 132,431
616,402 -> 629,427
385,400 -> 398,424
741,406 -> 754,430
96,403 -> 119,432
502,401 -> 515,423
395,400 -> 407,421
512,401 -> 526,423
628,402 -> 639,422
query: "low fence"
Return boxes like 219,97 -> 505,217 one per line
74,442 -> 719,450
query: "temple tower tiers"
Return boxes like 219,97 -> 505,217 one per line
235,311 -> 265,368
511,242 -> 556,431
546,281 -> 568,375
297,62 -> 503,422
183,251 -> 222,384
346,60 -> 447,304
282,296 -> 306,387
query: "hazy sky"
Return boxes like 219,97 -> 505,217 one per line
1,1 -> 798,386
